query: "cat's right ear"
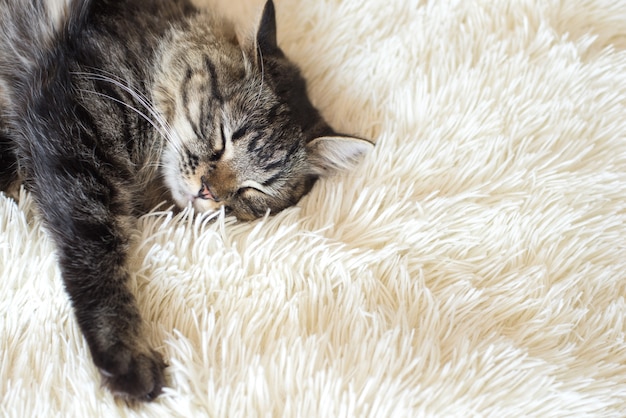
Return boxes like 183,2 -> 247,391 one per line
306,135 -> 374,176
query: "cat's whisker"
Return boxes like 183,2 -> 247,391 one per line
72,70 -> 183,156
77,68 -> 160,121
76,88 -> 179,166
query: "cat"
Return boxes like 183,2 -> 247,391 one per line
0,0 -> 372,401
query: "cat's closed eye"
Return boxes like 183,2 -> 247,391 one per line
238,181 -> 270,196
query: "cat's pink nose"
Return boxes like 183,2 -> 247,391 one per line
198,177 -> 216,201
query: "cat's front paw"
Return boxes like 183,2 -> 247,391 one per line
98,344 -> 167,401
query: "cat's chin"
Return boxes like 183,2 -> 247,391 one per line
191,196 -> 222,213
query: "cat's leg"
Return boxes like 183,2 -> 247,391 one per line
28,140 -> 166,400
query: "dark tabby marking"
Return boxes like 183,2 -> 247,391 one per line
0,0 -> 372,401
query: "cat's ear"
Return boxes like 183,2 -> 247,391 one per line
306,136 -> 374,176
241,0 -> 279,73
256,0 -> 279,55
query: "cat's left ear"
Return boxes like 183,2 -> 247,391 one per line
306,136 -> 374,176
256,0 -> 279,55
242,0 -> 280,72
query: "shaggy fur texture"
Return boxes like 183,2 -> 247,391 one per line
2,0 -> 626,415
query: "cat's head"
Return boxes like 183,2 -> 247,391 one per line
154,0 -> 372,220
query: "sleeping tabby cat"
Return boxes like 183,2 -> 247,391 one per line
0,0 -> 372,401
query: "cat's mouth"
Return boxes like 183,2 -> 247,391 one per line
176,177 -> 222,213
188,190 -> 221,212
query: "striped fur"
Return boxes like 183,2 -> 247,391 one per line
0,0 -> 371,401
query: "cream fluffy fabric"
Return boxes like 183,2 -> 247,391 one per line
2,0 -> 626,416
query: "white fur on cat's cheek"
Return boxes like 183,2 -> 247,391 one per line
162,147 -> 193,208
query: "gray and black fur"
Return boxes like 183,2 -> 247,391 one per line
0,0 -> 372,401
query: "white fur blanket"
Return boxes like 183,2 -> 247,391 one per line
2,0 -> 626,416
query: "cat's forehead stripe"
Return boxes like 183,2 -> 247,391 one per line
262,171 -> 282,187
202,56 -> 223,104
180,68 -> 206,140
246,131 -> 264,153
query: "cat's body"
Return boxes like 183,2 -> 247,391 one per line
0,0 -> 371,400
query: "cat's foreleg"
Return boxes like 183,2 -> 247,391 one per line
30,150 -> 166,401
